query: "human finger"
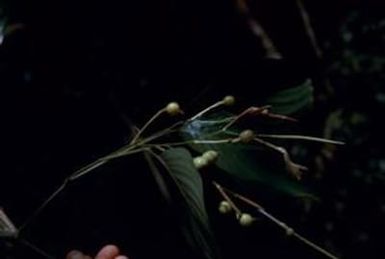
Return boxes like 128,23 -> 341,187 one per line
66,250 -> 86,259
95,244 -> 120,259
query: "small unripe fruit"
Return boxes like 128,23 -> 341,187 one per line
165,102 -> 182,116
218,200 -> 232,214
223,95 -> 235,106
239,129 -> 255,143
193,156 -> 208,169
238,213 -> 254,227
202,150 -> 219,163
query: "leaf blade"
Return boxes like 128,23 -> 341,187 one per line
265,79 -> 314,115
161,148 -> 220,259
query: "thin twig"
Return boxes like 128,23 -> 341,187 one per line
19,238 -> 56,259
235,0 -> 282,59
130,108 -> 166,144
253,137 -> 307,179
257,134 -> 345,145
19,105 -> 175,234
19,181 -> 67,233
0,208 -> 18,238
296,0 -> 323,58
212,181 -> 242,216
135,121 -> 184,145
218,184 -> 339,259
222,106 -> 270,131
188,100 -> 225,122
19,146 -> 146,233
144,138 -> 236,149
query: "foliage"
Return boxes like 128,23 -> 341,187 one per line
2,1 -> 381,259
0,83 -> 342,259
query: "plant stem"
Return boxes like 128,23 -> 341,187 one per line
19,146 -> 146,233
18,181 -> 67,233
222,106 -> 270,131
235,0 -> 282,59
188,100 -> 225,122
257,134 -> 344,145
296,0 -> 322,58
252,137 -> 307,179
0,209 -> 18,238
212,181 -> 242,216
19,238 -> 56,259
130,108 -> 166,144
220,185 -> 339,259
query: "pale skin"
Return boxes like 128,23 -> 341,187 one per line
66,245 -> 128,259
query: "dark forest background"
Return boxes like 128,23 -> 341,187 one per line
1,0 -> 385,258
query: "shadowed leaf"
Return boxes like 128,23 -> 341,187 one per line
161,148 -> 220,259
265,79 -> 314,115
181,118 -> 313,198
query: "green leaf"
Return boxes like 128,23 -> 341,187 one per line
265,79 -> 314,115
161,148 -> 220,259
181,119 -> 312,198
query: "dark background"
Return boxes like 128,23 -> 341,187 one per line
1,0 -> 385,258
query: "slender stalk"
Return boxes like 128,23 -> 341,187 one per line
235,0 -> 282,59
193,139 -> 234,145
253,137 -> 307,179
19,146 -> 146,233
257,134 -> 345,145
0,208 -> 18,238
293,233 -> 339,259
213,181 -> 242,216
222,106 -> 270,131
219,184 -> 339,259
19,181 -> 67,233
136,121 -> 184,145
70,147 -> 146,180
144,138 -> 235,149
296,0 -> 322,58
188,100 -> 225,122
130,108 -> 166,144
19,238 -> 56,259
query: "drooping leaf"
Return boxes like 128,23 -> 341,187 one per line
264,79 -> 314,115
181,118 -> 313,198
161,148 -> 220,259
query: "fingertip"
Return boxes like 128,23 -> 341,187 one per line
115,256 -> 129,259
66,250 -> 85,259
95,244 -> 120,259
